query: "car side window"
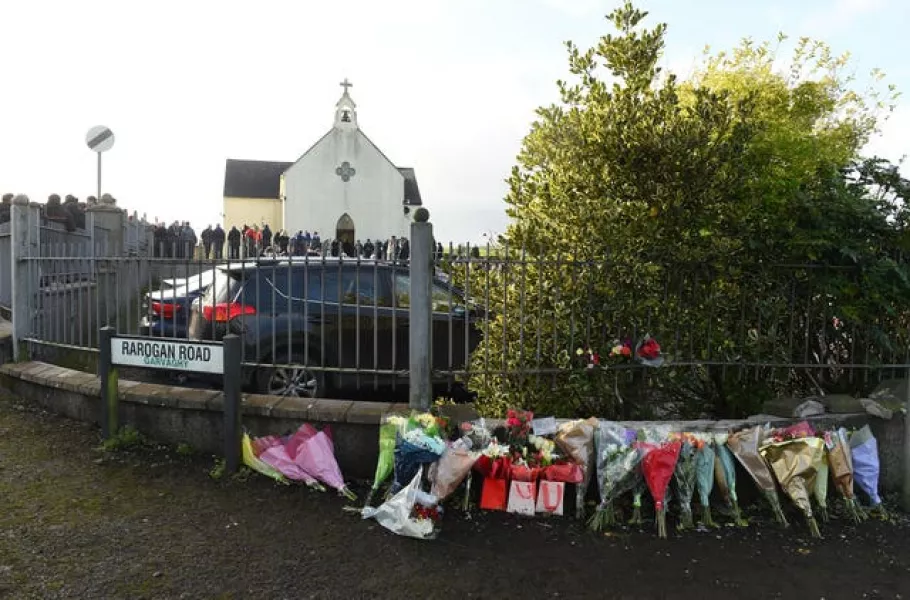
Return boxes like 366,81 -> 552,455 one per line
276,268 -> 336,303
249,269 -> 289,313
339,268 -> 384,305
394,274 -> 464,311
268,266 -> 392,306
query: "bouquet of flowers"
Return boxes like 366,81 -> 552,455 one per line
363,466 -> 441,540
254,426 -> 326,491
241,432 -> 288,484
671,434 -> 698,530
428,439 -> 479,501
407,412 -> 450,439
694,439 -> 717,527
554,417 -> 599,518
635,439 -> 682,538
628,426 -> 672,525
727,426 -> 788,527
635,334 -> 664,367
363,418 -> 404,509
589,421 -> 640,531
813,443 -> 830,523
294,425 -> 357,500
825,427 -> 865,523
474,439 -> 512,477
849,425 -> 885,517
713,434 -> 747,526
391,426 -> 446,495
505,408 -> 534,448
760,436 -> 826,537
607,339 -> 633,363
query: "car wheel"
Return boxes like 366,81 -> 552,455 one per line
256,353 -> 324,399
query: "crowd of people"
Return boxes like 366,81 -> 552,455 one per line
1,193 -> 89,231
2,200 -> 453,265
151,221 -> 433,263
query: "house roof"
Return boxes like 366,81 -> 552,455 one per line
223,159 -> 291,199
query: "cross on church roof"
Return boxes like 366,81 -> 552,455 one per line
340,78 -> 353,93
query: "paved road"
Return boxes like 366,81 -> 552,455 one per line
1,391 -> 908,599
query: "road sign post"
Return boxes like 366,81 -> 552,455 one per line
223,335 -> 242,473
99,326 -> 119,439
86,125 -> 115,203
100,330 -> 243,472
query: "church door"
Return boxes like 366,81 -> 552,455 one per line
335,213 -> 355,256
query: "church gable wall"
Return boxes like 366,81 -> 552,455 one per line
283,129 -> 408,241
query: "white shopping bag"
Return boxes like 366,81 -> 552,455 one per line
535,480 -> 565,516
506,480 -> 536,516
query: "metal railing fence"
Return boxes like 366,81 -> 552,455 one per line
16,239 -> 910,410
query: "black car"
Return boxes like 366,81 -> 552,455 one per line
187,258 -> 481,400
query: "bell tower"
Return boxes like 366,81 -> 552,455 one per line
334,78 -> 358,130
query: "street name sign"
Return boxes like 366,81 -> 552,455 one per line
111,337 -> 224,373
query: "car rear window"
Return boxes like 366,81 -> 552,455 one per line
202,268 -> 243,306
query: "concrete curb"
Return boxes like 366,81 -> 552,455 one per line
0,361 -> 905,491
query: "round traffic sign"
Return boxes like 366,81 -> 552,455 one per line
86,125 -> 115,153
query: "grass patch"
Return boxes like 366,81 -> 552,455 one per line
98,425 -> 145,452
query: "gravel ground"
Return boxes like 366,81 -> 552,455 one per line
1,390 -> 909,599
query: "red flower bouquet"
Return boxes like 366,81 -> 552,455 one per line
635,334 -> 664,367
635,440 -> 682,538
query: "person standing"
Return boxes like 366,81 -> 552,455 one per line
201,225 -> 213,259
398,237 -> 410,261
262,223 -> 273,252
212,224 -> 225,259
228,226 -> 241,259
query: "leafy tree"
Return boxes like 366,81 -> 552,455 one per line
462,2 -> 909,419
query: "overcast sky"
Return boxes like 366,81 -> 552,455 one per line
1,0 -> 907,242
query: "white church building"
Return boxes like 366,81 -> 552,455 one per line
222,79 -> 422,246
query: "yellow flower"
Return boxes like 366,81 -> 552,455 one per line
575,348 -> 584,356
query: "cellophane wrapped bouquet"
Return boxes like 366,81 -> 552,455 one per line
824,426 -> 866,523
363,415 -> 408,509
713,433 -> 748,527
727,426 -> 788,527
635,438 -> 682,538
390,412 -> 447,495
363,466 -> 442,540
671,433 -> 699,531
694,436 -> 716,527
760,430 -> 826,538
589,421 -> 640,531
849,425 -> 886,517
554,417 -> 599,519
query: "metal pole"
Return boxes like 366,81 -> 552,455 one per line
409,208 -> 433,410
99,326 -> 118,439
9,195 -> 31,361
903,367 -> 910,511
223,334 -> 242,473
97,152 -> 102,202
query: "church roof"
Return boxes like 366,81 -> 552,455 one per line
398,168 -> 422,206
223,159 -> 291,199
